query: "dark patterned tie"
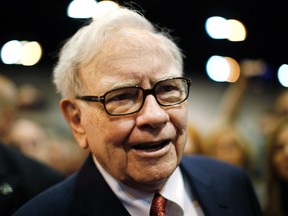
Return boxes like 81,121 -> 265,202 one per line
150,193 -> 167,216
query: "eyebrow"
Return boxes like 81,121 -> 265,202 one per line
98,75 -> 182,94
111,80 -> 139,89
95,80 -> 139,96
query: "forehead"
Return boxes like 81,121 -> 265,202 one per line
80,29 -> 181,91
100,28 -> 175,66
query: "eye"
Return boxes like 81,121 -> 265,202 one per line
110,92 -> 133,102
157,83 -> 180,94
106,88 -> 139,104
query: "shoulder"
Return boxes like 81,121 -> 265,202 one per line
180,155 -> 250,181
0,143 -> 64,186
13,174 -> 77,215
181,154 -> 244,170
0,144 -> 66,215
180,155 -> 257,195
0,143 -> 61,175
180,156 -> 263,215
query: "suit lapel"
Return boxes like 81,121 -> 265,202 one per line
73,155 -> 131,216
73,154 -> 239,216
180,156 -> 236,216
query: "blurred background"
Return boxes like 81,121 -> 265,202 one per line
0,0 -> 287,130
1,0 -> 288,75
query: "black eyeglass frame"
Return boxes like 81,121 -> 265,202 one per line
76,77 -> 191,116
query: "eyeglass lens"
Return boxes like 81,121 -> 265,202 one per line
104,78 -> 189,115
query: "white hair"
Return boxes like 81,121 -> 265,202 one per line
53,6 -> 184,98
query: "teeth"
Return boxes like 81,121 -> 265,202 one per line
133,142 -> 165,150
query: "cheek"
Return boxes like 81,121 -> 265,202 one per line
85,112 -> 134,159
171,103 -> 188,129
86,112 -> 133,148
84,113 -> 134,175
169,105 -> 188,154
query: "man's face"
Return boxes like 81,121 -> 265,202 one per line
71,30 -> 188,192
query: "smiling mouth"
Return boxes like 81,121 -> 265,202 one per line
132,141 -> 169,151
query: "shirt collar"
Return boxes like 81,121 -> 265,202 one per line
93,155 -> 193,215
160,166 -> 189,212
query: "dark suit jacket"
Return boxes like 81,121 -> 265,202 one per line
0,144 -> 65,216
13,154 -> 263,216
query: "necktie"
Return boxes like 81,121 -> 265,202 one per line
150,193 -> 167,216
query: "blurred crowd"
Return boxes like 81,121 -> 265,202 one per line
0,73 -> 88,176
0,58 -> 287,216
183,59 -> 288,216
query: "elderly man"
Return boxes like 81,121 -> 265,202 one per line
14,5 -> 263,216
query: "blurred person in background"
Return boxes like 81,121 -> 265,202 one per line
204,59 -> 265,172
183,122 -> 205,155
0,74 -> 65,215
0,73 -> 88,176
274,90 -> 288,117
260,89 -> 288,136
17,83 -> 46,110
0,74 -> 18,144
0,143 -> 65,216
8,118 -> 88,176
0,73 -> 51,154
204,123 -> 255,173
8,118 -> 52,165
263,116 -> 288,216
203,59 -> 267,205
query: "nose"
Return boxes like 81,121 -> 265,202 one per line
136,94 -> 169,128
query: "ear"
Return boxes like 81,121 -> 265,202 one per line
60,99 -> 88,149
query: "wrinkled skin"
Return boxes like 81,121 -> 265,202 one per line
61,29 -> 188,192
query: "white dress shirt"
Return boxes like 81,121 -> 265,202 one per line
94,156 -> 204,216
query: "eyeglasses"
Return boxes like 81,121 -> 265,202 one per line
76,77 -> 191,116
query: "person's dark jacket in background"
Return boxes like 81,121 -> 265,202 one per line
0,143 -> 65,215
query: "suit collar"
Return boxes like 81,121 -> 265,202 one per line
180,156 -> 235,216
74,154 -> 130,216
75,154 -> 236,216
